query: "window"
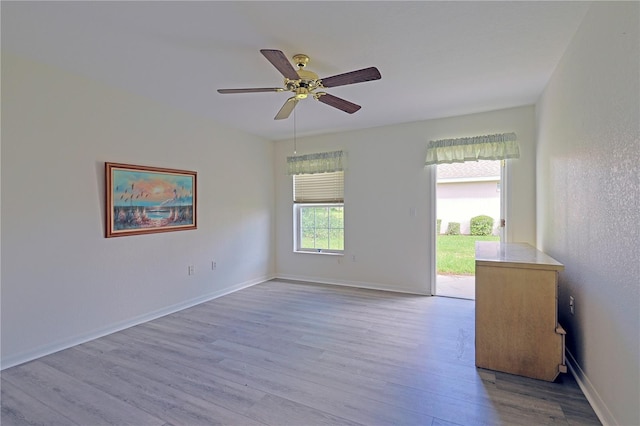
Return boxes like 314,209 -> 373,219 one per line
293,171 -> 344,254
295,204 -> 344,253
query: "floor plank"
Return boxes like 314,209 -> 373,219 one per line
2,361 -> 165,425
0,380 -> 79,426
1,279 -> 600,426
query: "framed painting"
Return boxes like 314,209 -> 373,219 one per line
105,162 -> 197,237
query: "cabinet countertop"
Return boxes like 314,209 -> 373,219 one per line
475,241 -> 564,271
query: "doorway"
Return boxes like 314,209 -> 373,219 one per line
434,160 -> 504,299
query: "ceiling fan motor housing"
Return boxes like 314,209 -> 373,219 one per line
286,64 -> 320,99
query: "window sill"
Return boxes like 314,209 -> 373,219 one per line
293,250 -> 344,256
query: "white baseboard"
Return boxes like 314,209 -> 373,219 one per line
1,275 -> 273,370
274,274 -> 431,296
565,349 -> 616,426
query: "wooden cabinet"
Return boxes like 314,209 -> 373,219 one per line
475,242 -> 567,382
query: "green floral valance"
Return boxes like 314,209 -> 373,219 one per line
425,133 -> 519,165
287,150 -> 346,175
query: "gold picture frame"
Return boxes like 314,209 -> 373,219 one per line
105,162 -> 197,237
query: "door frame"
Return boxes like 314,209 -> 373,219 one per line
427,164 -> 437,296
429,160 -> 510,296
499,159 -> 509,243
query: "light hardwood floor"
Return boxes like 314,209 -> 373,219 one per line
1,279 -> 600,425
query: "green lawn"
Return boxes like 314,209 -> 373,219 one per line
437,235 -> 500,275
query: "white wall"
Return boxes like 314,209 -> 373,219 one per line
1,54 -> 275,368
536,3 -> 639,425
275,105 -> 535,294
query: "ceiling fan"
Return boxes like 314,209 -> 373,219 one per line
217,49 -> 382,120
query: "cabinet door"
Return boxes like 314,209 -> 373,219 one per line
475,264 -> 564,381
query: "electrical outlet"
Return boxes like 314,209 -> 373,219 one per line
569,296 -> 575,315
351,254 -> 356,262
212,260 -> 217,270
188,265 -> 194,276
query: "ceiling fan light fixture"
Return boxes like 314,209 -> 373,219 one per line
285,80 -> 297,91
295,87 -> 309,99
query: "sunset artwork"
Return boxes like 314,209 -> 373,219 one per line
105,163 -> 197,237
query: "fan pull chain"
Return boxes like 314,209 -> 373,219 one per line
293,107 -> 297,154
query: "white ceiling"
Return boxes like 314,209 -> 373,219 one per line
2,1 -> 591,141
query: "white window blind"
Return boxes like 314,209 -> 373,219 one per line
293,171 -> 344,203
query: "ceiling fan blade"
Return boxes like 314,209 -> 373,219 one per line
316,93 -> 361,114
260,49 -> 299,80
275,97 -> 299,120
217,87 -> 283,94
320,67 -> 381,88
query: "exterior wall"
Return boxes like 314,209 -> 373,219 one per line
437,180 -> 500,235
